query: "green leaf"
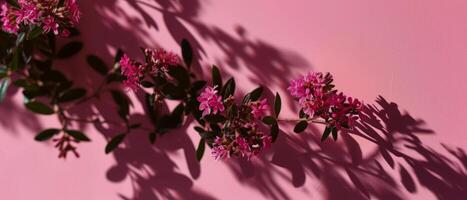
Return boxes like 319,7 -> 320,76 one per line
105,133 -> 126,154
65,130 -> 91,142
86,55 -> 108,75
140,81 -> 154,88
332,127 -> 338,141
57,88 -> 86,103
262,116 -> 276,125
16,32 -> 25,46
57,41 -> 83,59
25,101 -> 54,115
271,122 -> 279,142
9,48 -> 21,71
168,65 -> 190,89
204,114 -> 226,123
149,132 -> 157,144
7,0 -> 20,8
321,126 -> 332,142
196,138 -> 205,161
211,65 -> 222,89
129,123 -> 141,129
249,86 -> 263,102
293,120 -> 308,133
181,39 -> 193,67
35,129 -> 60,141
114,49 -> 124,64
111,90 -> 130,120
242,86 -> 263,104
13,79 -> 28,87
274,92 -> 281,118
28,26 -> 43,40
222,78 -> 235,99
0,78 -> 10,103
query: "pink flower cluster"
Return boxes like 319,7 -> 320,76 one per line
197,85 -> 272,160
144,48 -> 181,75
197,86 -> 224,117
211,124 -> 272,160
288,72 -> 362,130
118,48 -> 181,90
119,54 -> 144,91
0,0 -> 80,36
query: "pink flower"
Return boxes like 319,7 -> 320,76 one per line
197,86 -> 225,117
120,54 -> 144,91
262,136 -> 272,149
212,136 -> 229,160
1,17 -> 19,33
236,137 -> 250,157
66,0 -> 81,24
250,98 -> 269,119
15,2 -> 40,25
60,29 -> 70,37
43,16 -> 59,35
144,48 -> 181,75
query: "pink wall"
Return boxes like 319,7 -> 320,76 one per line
1,0 -> 466,199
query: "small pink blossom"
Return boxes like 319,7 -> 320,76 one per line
120,54 -> 144,91
212,136 -> 229,160
197,86 -> 225,117
250,98 -> 269,119
42,16 -> 58,35
262,136 -> 272,149
236,137 -> 250,157
144,48 -> 181,75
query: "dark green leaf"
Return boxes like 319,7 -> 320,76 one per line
28,26 -> 43,40
162,83 -> 185,100
271,122 -> 279,142
9,48 -> 21,71
7,0 -> 20,8
196,139 -> 205,161
111,90 -> 130,120
16,32 -> 25,46
145,93 -> 158,124
190,80 -> 206,94
204,114 -> 226,123
13,79 -> 28,87
25,101 -> 54,115
114,49 -> 124,64
105,133 -> 126,154
149,132 -> 157,144
294,120 -> 308,133
57,88 -> 86,103
58,0 -> 65,7
249,86 -> 263,102
181,39 -> 193,67
274,92 -> 281,118
168,65 -> 190,89
262,116 -> 276,125
332,127 -> 338,141
129,123 -> 141,129
211,65 -> 222,90
65,130 -> 91,142
0,78 -> 10,103
321,126 -> 332,142
57,41 -> 83,59
86,55 -> 108,75
140,80 -> 154,88
35,129 -> 60,141
222,78 -> 235,99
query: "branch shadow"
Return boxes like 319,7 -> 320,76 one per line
224,95 -> 467,200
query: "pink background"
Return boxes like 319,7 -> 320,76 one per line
1,0 -> 467,199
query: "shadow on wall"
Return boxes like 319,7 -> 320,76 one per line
225,95 -> 467,200
1,0 -> 466,199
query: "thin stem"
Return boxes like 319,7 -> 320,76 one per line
277,118 -> 327,125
